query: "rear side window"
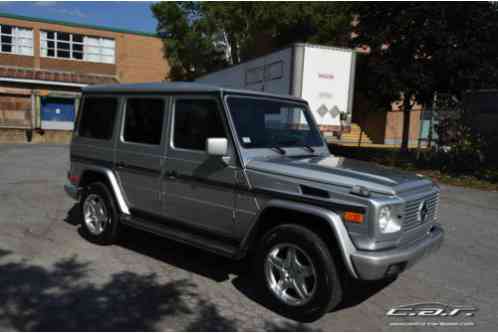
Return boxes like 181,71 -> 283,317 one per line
173,99 -> 226,151
79,97 -> 117,140
123,98 -> 165,145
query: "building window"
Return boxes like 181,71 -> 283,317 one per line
40,30 -> 115,64
0,24 -> 33,56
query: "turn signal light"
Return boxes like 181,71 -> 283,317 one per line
344,211 -> 364,224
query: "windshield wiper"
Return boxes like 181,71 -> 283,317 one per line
270,146 -> 286,155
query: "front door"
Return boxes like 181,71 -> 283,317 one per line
162,96 -> 238,238
115,96 -> 168,215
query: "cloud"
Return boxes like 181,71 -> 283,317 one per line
32,1 -> 57,6
54,8 -> 87,18
31,2 -> 88,18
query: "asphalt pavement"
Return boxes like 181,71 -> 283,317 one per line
0,144 -> 496,331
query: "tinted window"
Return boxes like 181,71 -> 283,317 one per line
123,98 -> 164,145
174,99 -> 225,151
79,97 -> 117,140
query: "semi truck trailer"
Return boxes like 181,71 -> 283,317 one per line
196,43 -> 357,138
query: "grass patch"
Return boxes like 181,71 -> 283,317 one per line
329,144 -> 498,192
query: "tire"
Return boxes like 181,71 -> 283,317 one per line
80,182 -> 120,245
255,224 -> 343,322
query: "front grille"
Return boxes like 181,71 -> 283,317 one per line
403,191 -> 440,230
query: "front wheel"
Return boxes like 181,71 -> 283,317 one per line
255,224 -> 343,322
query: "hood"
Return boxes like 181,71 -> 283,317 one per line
246,154 -> 433,195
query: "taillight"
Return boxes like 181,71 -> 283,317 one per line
68,172 -> 80,185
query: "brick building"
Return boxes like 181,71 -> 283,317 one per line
0,12 -> 169,143
336,43 -> 427,148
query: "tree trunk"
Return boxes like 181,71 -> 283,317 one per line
401,97 -> 412,152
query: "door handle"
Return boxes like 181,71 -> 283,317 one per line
166,170 -> 177,180
116,161 -> 126,169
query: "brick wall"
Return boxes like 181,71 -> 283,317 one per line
0,15 -> 169,83
384,101 -> 423,145
353,94 -> 424,145
117,34 -> 169,82
0,89 -> 31,128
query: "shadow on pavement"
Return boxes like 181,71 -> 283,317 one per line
0,249 -> 196,331
60,203 -> 392,329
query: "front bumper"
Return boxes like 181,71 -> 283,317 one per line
64,182 -> 80,200
351,224 -> 444,280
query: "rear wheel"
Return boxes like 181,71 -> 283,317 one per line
255,224 -> 343,322
80,182 -> 119,245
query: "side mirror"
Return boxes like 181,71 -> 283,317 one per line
206,138 -> 228,156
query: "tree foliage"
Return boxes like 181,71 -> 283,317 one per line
351,2 -> 498,150
151,2 -> 353,80
152,2 -> 498,152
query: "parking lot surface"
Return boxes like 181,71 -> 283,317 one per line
0,144 -> 496,331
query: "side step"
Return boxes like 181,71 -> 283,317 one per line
119,214 -> 240,259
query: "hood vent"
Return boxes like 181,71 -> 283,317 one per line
300,185 -> 330,199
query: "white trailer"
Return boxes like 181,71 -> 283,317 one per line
196,43 -> 357,137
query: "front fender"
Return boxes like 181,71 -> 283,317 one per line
242,199 -> 359,279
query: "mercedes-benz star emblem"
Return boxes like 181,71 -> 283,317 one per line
417,200 -> 429,223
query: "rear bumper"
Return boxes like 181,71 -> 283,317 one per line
64,182 -> 80,201
351,224 -> 444,280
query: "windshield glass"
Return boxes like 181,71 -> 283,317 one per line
227,96 -> 323,149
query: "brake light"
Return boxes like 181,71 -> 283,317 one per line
68,172 -> 80,185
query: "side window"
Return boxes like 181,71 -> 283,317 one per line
173,99 -> 226,151
123,98 -> 165,145
78,97 -> 117,140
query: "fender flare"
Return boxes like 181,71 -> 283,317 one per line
242,199 -> 359,279
81,166 -> 130,215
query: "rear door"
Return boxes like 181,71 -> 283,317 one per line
71,95 -> 119,173
115,96 -> 168,215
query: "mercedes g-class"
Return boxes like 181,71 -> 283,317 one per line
65,82 -> 444,321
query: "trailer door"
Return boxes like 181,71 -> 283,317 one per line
300,46 -> 356,133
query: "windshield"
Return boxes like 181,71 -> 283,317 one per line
227,96 -> 323,149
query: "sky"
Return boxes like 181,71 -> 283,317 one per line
0,1 -> 158,34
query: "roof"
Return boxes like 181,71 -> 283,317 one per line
0,12 -> 158,38
82,82 -> 306,102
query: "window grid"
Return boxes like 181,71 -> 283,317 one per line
0,24 -> 33,56
40,30 -> 115,64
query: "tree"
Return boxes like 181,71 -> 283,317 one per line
151,2 -> 353,80
351,3 -> 498,151
151,2 -> 226,81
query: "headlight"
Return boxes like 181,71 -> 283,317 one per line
378,205 -> 401,234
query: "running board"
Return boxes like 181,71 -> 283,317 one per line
119,213 -> 240,258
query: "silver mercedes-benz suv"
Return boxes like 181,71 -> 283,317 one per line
65,82 -> 444,321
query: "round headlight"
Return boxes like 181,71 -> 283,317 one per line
378,205 -> 401,234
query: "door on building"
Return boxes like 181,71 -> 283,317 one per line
41,97 -> 76,130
